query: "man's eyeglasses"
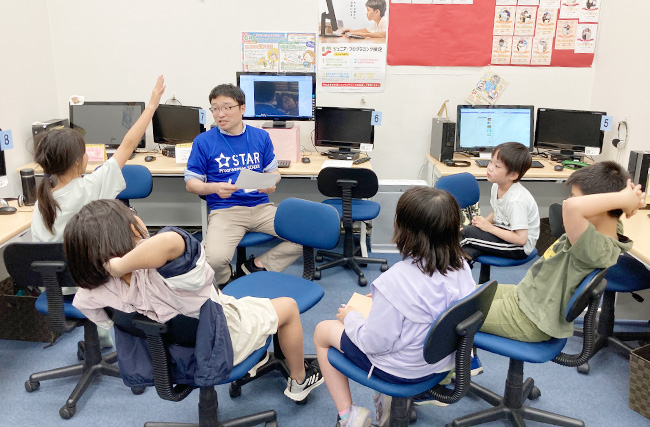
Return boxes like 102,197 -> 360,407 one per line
209,105 -> 240,114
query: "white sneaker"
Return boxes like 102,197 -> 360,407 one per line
283,362 -> 324,401
337,405 -> 372,427
373,393 -> 392,427
247,351 -> 270,378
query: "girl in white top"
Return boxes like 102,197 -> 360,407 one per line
31,75 -> 165,242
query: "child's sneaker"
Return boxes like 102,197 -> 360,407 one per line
411,388 -> 449,407
470,354 -> 483,376
284,361 -> 324,401
373,393 -> 392,427
336,405 -> 372,427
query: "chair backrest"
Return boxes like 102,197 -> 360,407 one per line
548,202 -> 565,238
564,268 -> 608,322
274,198 -> 341,250
424,280 -> 498,364
317,167 -> 379,199
3,242 -> 78,333
117,165 -> 153,201
435,172 -> 480,210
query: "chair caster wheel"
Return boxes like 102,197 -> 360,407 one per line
77,341 -> 85,361
59,406 -> 76,419
577,363 -> 590,375
229,383 -> 242,398
528,386 -> 541,400
25,380 -> 40,392
313,270 -> 321,280
265,420 -> 278,427
410,407 -> 418,423
131,387 -> 146,395
381,263 -> 388,272
359,277 -> 368,286
316,255 -> 323,262
296,396 -> 308,405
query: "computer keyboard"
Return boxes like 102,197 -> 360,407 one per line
277,159 -> 291,168
475,159 -> 544,168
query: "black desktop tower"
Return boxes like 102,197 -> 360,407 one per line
628,151 -> 650,192
430,118 -> 456,162
31,118 -> 69,140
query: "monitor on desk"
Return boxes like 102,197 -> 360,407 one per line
320,0 -> 341,37
152,105 -> 206,145
0,149 -> 7,188
456,105 -> 534,158
315,106 -> 374,160
69,101 -> 146,149
534,108 -> 605,158
236,72 -> 316,129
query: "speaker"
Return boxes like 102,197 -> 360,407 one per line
20,168 -> 37,206
430,118 -> 456,162
627,151 -> 650,193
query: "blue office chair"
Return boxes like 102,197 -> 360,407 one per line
327,280 -> 498,426
116,164 -> 153,205
222,198 -> 341,401
548,202 -> 650,374
106,308 -> 277,426
315,167 -> 388,286
450,269 -> 609,427
3,243 -> 138,420
436,172 -> 538,283
235,232 -> 277,278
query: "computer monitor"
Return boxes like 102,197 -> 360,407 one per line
0,149 -> 7,188
315,106 -> 375,160
69,102 -> 146,149
320,0 -> 340,37
456,105 -> 534,158
534,108 -> 606,157
152,105 -> 206,145
236,72 -> 316,129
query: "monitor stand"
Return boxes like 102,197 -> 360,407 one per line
327,149 -> 359,161
478,151 -> 492,159
262,121 -> 294,129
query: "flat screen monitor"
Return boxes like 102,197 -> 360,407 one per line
534,108 -> 605,156
152,105 -> 206,145
0,149 -> 6,188
456,105 -> 534,158
69,102 -> 146,149
236,72 -> 316,128
315,106 -> 374,156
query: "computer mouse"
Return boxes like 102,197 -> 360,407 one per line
554,164 -> 564,171
301,157 -> 311,163
144,155 -> 156,162
0,206 -> 17,214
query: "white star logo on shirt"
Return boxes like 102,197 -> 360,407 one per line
215,153 -> 230,168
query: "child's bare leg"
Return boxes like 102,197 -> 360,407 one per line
271,297 -> 306,383
314,319 -> 352,412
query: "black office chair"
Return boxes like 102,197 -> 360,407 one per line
314,167 -> 388,286
107,308 -> 277,427
3,243 -> 134,419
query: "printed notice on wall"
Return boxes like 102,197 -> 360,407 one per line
318,0 -> 387,92
466,68 -> 508,105
242,32 -> 316,72
574,23 -> 597,53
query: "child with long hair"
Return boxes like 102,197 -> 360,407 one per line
314,187 -> 476,427
64,199 -> 323,402
31,75 -> 165,242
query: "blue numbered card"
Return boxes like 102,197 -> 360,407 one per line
371,111 -> 382,126
199,109 -> 207,125
0,130 -> 14,151
600,115 -> 613,131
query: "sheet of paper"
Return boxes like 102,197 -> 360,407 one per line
321,159 -> 353,169
234,168 -> 278,190
346,292 -> 373,318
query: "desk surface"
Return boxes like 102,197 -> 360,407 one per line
0,201 -> 33,246
426,153 -> 580,180
20,152 -> 371,178
621,210 -> 650,265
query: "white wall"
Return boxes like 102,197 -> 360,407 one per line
3,0 -> 633,193
0,1 -> 59,199
590,0 -> 650,165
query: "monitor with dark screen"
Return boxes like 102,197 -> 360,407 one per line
456,105 -> 534,158
0,149 -> 6,188
534,108 -> 605,156
69,102 -> 145,149
315,106 -> 374,159
236,72 -> 315,128
152,105 -> 206,145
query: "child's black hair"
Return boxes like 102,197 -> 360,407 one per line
492,142 -> 532,182
366,0 -> 386,17
566,160 -> 631,218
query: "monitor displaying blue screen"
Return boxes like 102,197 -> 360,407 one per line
456,105 -> 534,153
237,72 -> 315,121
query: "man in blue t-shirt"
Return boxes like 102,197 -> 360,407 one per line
184,84 -> 302,286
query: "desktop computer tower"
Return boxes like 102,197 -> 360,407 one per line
31,118 -> 69,140
430,118 -> 455,162
628,151 -> 650,192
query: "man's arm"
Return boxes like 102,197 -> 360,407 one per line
563,179 -> 645,244
257,170 -> 281,194
104,231 -> 185,278
185,177 -> 239,199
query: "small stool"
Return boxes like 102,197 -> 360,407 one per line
476,248 -> 538,284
